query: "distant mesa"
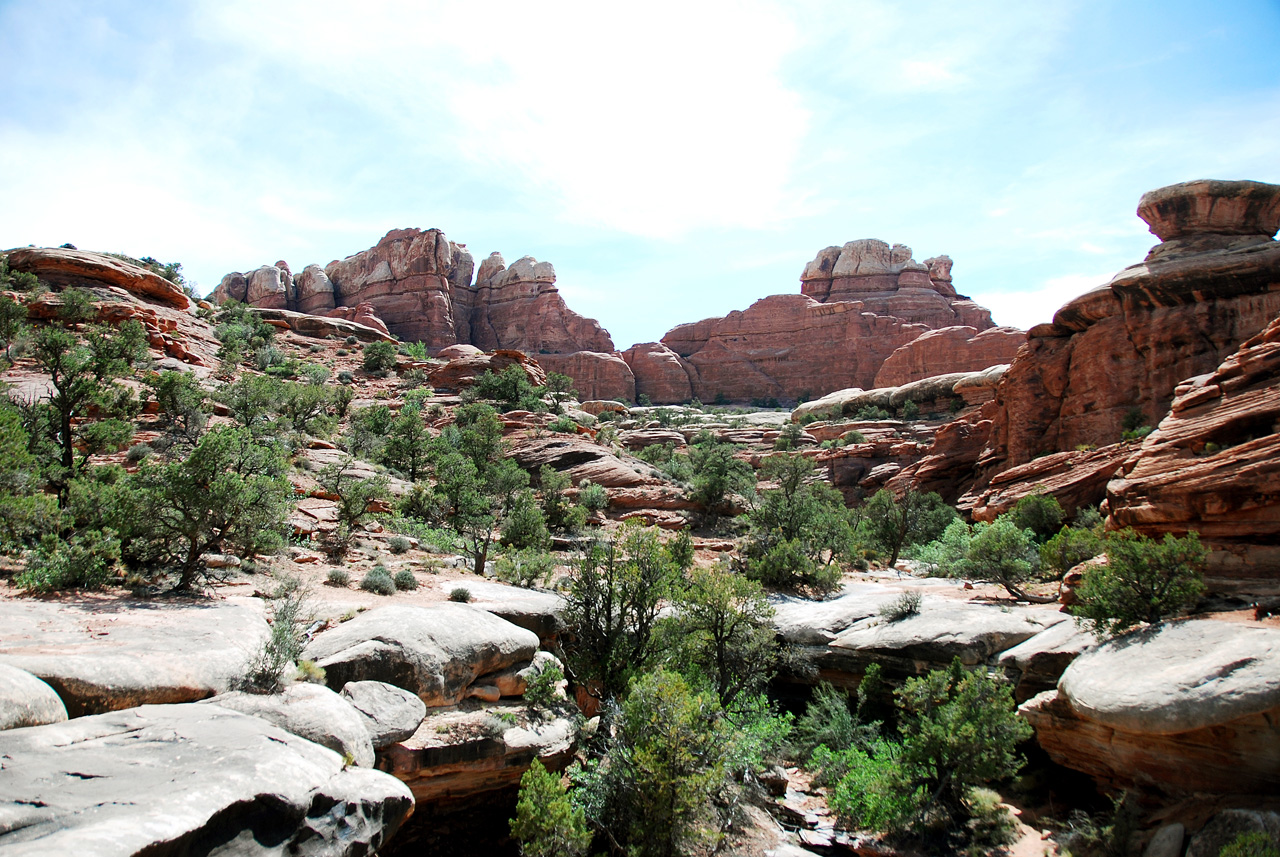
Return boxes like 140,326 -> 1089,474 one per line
211,231 -> 1022,405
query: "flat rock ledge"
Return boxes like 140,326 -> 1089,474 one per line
1021,619 -> 1280,796
0,703 -> 413,856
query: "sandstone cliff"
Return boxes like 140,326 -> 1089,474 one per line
638,240 -> 1014,404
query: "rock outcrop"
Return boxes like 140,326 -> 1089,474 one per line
7,247 -> 192,309
874,325 -> 1025,388
1021,619 -> 1280,796
202,683 -> 378,768
0,664 -> 67,730
0,703 -> 413,855
0,599 -> 270,717
974,179 -> 1280,497
537,350 -> 636,402
1105,308 -> 1280,593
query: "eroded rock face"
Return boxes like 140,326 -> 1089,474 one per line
340,681 -> 428,750
976,180 -> 1280,490
1105,311 -> 1280,593
1021,620 -> 1280,796
0,599 -> 270,717
426,349 -> 547,391
537,350 -> 636,402
301,605 -> 540,707
7,247 -> 191,309
622,342 -> 695,404
656,241 -> 1004,403
0,703 -> 413,855
874,325 -> 1025,388
960,443 -> 1130,522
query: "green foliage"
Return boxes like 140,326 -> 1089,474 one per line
538,465 -> 575,531
687,434 -> 753,513
326,567 -> 350,587
144,370 -> 208,448
604,669 -> 730,857
963,517 -> 1047,602
495,547 -> 557,588
216,374 -> 282,436
14,529 -> 119,592
239,576 -> 313,693
316,460 -> 388,553
213,301 -> 276,364
523,659 -> 566,710
862,488 -> 956,567
393,569 -> 419,591
58,287 -> 97,324
825,739 -> 920,834
791,682 -> 860,762
773,421 -> 806,450
854,404 -> 892,421
544,372 -> 578,414
665,529 -> 694,572
1072,529 -> 1207,637
449,586 -> 471,602
510,760 -> 592,857
388,535 -> 411,554
381,407 -> 433,481
469,364 -> 546,412
741,454 -> 853,592
360,566 -> 397,595
0,402 -> 59,551
345,403 -> 394,460
1040,524 -> 1103,575
1220,832 -> 1280,857
562,525 -> 681,700
278,380 -> 337,436
1009,494 -> 1065,543
661,564 -> 777,709
0,294 -> 28,362
403,340 -> 428,360
501,489 -> 551,550
126,426 -> 292,591
898,399 -> 920,420
577,479 -> 608,513
0,256 -> 40,292
362,340 -> 397,372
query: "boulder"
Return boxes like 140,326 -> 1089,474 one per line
1105,310 -> 1280,593
622,341 -> 696,404
7,247 -> 191,309
202,683 -> 376,767
0,599 -> 270,717
1137,179 -> 1280,242
442,579 -> 566,644
1185,811 -> 1280,857
997,619 -> 1098,702
436,343 -> 483,360
301,604 -> 540,707
340,680 -> 428,749
538,350 -> 636,402
426,349 -> 547,391
0,664 -> 67,730
252,306 -> 394,343
294,263 -> 336,314
324,300 -> 390,336
510,435 -> 656,488
579,399 -> 630,417
0,703 -> 413,855
1021,620 -> 1280,795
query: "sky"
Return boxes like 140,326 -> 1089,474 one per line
2,0 -> 1278,350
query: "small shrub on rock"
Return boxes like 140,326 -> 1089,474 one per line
1072,529 -> 1207,637
879,591 -> 922,622
388,535 -> 411,554
449,586 -> 471,602
523,660 -> 565,710
326,567 -> 351,587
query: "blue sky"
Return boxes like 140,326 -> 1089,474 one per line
3,0 -> 1278,350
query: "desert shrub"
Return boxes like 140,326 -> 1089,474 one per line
825,739 -> 919,833
392,569 -> 419,591
362,340 -> 397,372
854,404 -> 891,420
965,787 -> 1018,849
0,257 -> 40,292
388,535 -> 411,554
879,590 -> 922,621
1072,530 -> 1207,637
577,480 -> 608,513
688,434 -> 753,513
842,429 -> 867,445
862,488 -> 957,567
523,659 -> 566,710
345,335 -> 358,345
360,566 -> 396,595
125,443 -> 153,464
1220,832 -> 1280,857
790,682 -> 859,762
898,399 -> 920,420
1009,493 -> 1065,543
773,421 -> 805,450
500,490 -> 550,550
449,586 -> 471,602
404,340 -> 428,359
495,547 -> 556,588
239,576 -> 312,693
1040,524 -> 1103,575
510,759 -> 592,857
547,415 -> 577,434
326,567 -> 351,587
638,442 -> 674,465
337,370 -> 354,384
14,530 -> 119,592
470,364 -> 546,412
301,363 -> 330,386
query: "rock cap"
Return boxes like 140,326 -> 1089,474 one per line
1138,179 -> 1280,241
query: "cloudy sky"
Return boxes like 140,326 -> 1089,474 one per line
3,0 -> 1278,349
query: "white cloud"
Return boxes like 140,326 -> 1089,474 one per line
972,272 -> 1113,331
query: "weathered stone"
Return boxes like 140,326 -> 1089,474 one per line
426,349 -> 547,391
538,350 -> 636,402
1143,823 -> 1185,857
1186,811 -> 1280,857
1105,310 -> 1280,593
0,599 -> 270,717
510,435 -> 656,488
203,683 -> 376,767
997,620 -> 1098,703
579,399 -> 630,417
622,341 -> 695,404
0,703 -> 413,855
874,325 -> 1024,388
1137,179 -> 1280,242
324,300 -> 390,336
301,604 -> 540,707
340,680 -> 428,749
294,263 -> 336,314
253,306 -> 394,342
7,247 -> 191,309
961,443 -> 1130,523
443,579 -> 566,644
0,664 -> 67,730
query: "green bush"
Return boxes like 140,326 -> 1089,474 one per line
547,415 -> 577,434
523,659 -> 565,710
362,340 -> 397,372
790,682 -> 859,762
326,568 -> 350,587
500,490 -> 551,550
1220,832 -> 1280,857
879,590 -> 922,621
360,566 -> 396,595
388,535 -> 411,554
577,480 -> 608,513
495,547 -> 556,588
510,759 -> 592,857
826,739 -> 920,834
862,488 -> 957,567
1009,494 -> 1065,543
1072,529 -> 1207,637
14,530 -> 119,592
854,405 -> 891,421
1040,524 -> 1103,575
392,569 -> 418,590
898,400 -> 920,420
449,586 -> 471,602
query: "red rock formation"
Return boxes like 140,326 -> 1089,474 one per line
874,325 -> 1025,388
323,302 -> 389,337
961,444 -> 1131,522
426,350 -> 547,392
536,351 -> 635,402
621,342 -> 695,404
8,248 -> 191,310
1105,309 -> 1280,594
653,240 -> 1006,403
974,180 -> 1280,498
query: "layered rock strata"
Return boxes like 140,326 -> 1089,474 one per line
1105,308 -> 1280,593
974,179 -> 1280,489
